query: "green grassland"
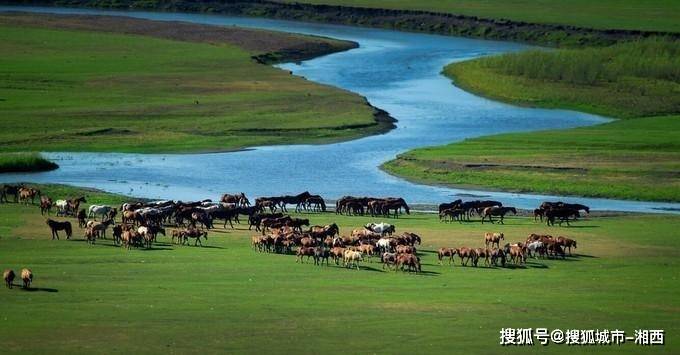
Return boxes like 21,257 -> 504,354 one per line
0,153 -> 58,173
0,15 -> 383,154
278,0 -> 680,33
0,185 -> 678,353
384,38 -> 680,202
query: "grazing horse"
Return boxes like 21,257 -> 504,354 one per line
313,247 -> 330,266
526,241 -> 546,258
504,244 -> 526,265
437,247 -> 457,265
545,208 -> 580,226
364,222 -> 395,236
182,228 -> 208,246
88,205 -> 116,221
481,207 -> 517,224
310,223 -> 339,239
40,196 -> 53,216
305,195 -> 326,212
473,248 -> 491,267
3,269 -> 15,289
221,193 -> 250,207
87,219 -> 114,239
383,198 -> 410,218
1,184 -> 21,203
557,236 -> 577,255
343,250 -> 363,270
456,247 -> 477,266
438,199 -> 462,213
439,208 -> 464,223
490,248 -> 506,267
484,232 -> 504,248
280,191 -> 311,212
330,247 -> 346,265
56,196 -> 86,217
77,209 -> 87,228
46,219 -> 72,240
19,187 -> 40,205
381,252 -> 398,270
396,253 -> 421,273
533,208 -> 545,222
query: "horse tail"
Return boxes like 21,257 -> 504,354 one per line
66,223 -> 72,237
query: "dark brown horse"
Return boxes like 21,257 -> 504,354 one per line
481,207 -> 517,224
46,219 -> 72,240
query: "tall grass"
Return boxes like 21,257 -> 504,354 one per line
480,37 -> 680,85
0,153 -> 58,173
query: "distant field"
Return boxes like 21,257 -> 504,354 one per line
384,37 -> 680,202
445,38 -> 680,118
0,13 -> 384,154
0,185 -> 678,353
278,0 -> 680,33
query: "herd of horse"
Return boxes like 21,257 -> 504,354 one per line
437,199 -> 589,226
252,219 -> 425,272
437,232 -> 578,268
3,183 -> 585,273
334,196 -> 410,218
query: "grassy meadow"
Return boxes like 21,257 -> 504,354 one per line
0,153 -> 58,173
278,0 -> 680,33
0,185 -> 678,353
384,37 -> 680,202
0,14 -> 383,154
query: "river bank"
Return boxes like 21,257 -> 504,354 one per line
0,12 -> 395,157
384,37 -> 680,202
8,0 -> 680,47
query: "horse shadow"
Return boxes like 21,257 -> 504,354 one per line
140,246 -> 174,251
20,286 -> 59,293
570,253 -> 597,259
358,265 -> 386,273
194,245 -> 225,250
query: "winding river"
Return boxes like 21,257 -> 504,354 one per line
2,6 -> 678,213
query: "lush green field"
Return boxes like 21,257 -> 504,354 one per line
384,37 -> 680,202
0,185 -> 679,353
279,0 -> 680,33
0,153 -> 58,173
445,38 -> 680,118
0,14 -> 383,154
384,116 -> 680,202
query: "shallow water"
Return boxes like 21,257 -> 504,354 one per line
1,6 -> 678,213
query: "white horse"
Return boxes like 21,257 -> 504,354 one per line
376,237 -> 393,253
55,200 -> 70,216
527,241 -> 545,259
365,222 -> 395,236
88,205 -> 114,220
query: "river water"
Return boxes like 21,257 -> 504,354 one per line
1,6 -> 678,213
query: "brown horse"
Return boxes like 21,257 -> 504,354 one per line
330,247 -> 346,265
473,248 -> 491,267
437,247 -> 457,265
19,187 -> 40,205
556,236 -> 577,255
456,247 -> 477,266
396,253 -> 421,273
40,196 -> 53,215
46,219 -> 72,240
221,192 -> 250,207
484,232 -> 505,248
